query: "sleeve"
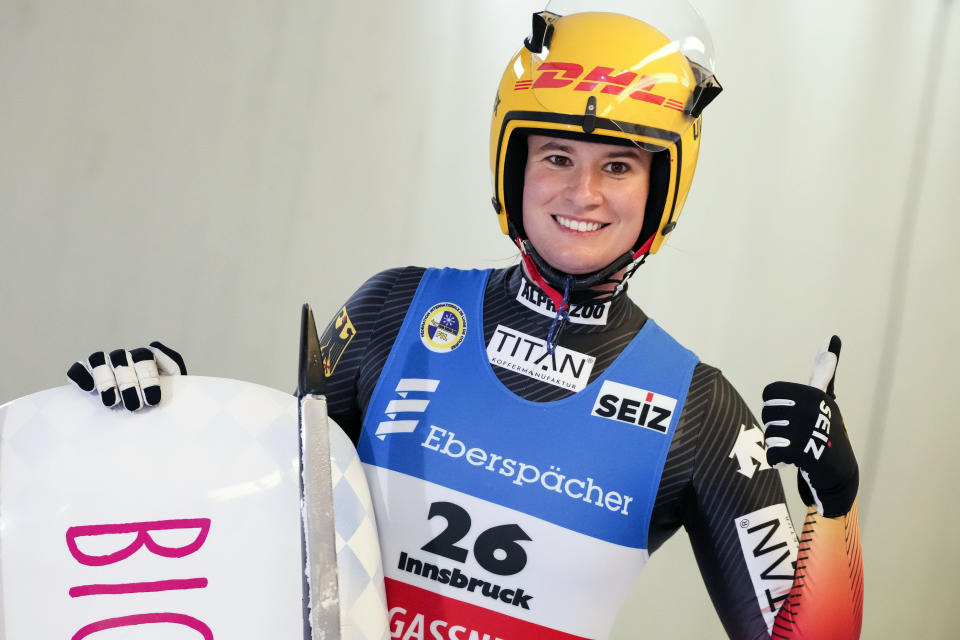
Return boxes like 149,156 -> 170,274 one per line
770,502 -> 863,639
318,266 -> 426,444
683,367 -> 862,639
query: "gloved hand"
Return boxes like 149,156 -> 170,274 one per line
762,336 -> 858,518
67,342 -> 187,411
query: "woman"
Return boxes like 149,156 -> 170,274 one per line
69,3 -> 863,638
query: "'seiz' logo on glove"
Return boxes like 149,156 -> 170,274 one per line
804,400 -> 833,459
761,336 -> 859,518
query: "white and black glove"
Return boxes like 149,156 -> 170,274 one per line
67,342 -> 187,411
762,336 -> 859,518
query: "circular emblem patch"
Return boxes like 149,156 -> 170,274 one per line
419,303 -> 467,353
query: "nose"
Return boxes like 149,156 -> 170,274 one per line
565,167 -> 603,208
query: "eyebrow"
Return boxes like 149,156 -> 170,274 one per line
535,140 -> 644,160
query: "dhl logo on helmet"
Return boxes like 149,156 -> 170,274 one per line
517,62 -> 686,113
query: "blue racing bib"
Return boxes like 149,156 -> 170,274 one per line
359,267 -> 698,640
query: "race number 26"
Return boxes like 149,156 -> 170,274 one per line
421,501 -> 531,576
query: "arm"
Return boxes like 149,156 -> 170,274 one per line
771,501 -> 863,638
682,365 -> 862,639
64,268 -> 425,423
682,367 -> 794,639
763,337 -> 863,638
319,266 -> 426,443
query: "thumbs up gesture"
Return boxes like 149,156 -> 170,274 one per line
761,336 -> 859,517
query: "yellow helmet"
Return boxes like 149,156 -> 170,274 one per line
490,2 -> 721,297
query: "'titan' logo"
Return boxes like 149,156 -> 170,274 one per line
374,378 -> 440,440
487,325 -> 595,391
729,424 -> 771,479
734,504 -> 799,634
590,380 -> 676,433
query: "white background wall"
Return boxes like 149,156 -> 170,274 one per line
1,0 -> 957,637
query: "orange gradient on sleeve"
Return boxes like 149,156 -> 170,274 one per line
771,501 -> 863,639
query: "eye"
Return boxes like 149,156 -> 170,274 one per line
605,161 -> 632,175
545,154 -> 572,167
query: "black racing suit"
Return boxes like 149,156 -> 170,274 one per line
319,264 -> 862,640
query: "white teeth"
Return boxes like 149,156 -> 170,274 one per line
555,215 -> 603,232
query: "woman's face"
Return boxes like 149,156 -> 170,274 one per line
522,134 -> 652,275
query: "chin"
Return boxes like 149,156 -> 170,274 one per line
562,265 -> 602,275
539,241 -> 631,276
544,257 -> 605,276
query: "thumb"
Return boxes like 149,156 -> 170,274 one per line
808,335 -> 841,395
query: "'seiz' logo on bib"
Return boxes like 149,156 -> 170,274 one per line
487,325 -> 595,392
591,380 -> 676,433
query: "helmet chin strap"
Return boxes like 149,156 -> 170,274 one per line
517,236 -> 649,355
516,237 -> 649,309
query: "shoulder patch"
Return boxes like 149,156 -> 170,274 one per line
320,306 -> 357,377
729,424 -> 771,479
419,303 -> 467,353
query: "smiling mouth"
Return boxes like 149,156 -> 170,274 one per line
553,215 -> 609,233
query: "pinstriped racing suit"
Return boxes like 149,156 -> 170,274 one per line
318,265 -> 863,639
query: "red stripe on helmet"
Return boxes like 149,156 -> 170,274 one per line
635,234 -> 655,257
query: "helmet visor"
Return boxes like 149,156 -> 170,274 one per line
523,0 -> 719,151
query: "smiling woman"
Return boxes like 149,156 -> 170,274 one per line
522,134 -> 653,276
55,1 -> 866,639
489,2 -> 721,308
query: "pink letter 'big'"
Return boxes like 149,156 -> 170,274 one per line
66,518 -> 211,566
66,519 -> 213,639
